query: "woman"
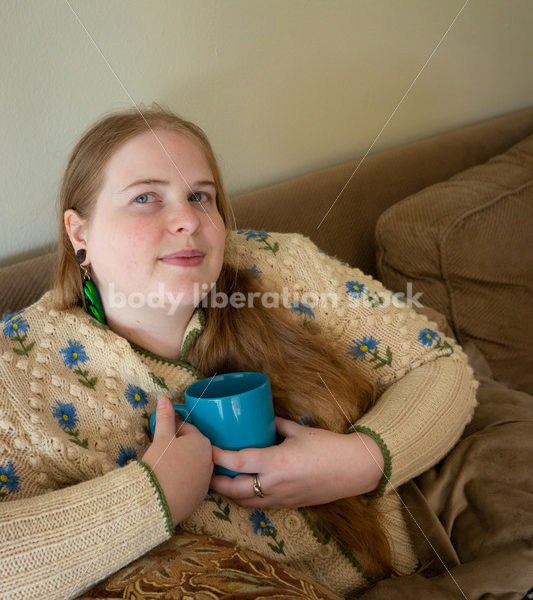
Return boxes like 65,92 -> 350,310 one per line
0,104 -> 478,599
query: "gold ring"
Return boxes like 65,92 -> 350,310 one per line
253,474 -> 264,498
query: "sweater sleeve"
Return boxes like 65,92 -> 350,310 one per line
286,233 -> 479,497
350,355 -> 477,496
0,380 -> 174,600
0,460 -> 173,600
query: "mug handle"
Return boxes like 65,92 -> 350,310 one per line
149,403 -> 192,436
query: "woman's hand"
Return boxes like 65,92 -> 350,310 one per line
209,416 -> 385,508
142,397 -> 214,527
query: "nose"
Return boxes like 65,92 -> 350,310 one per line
167,200 -> 202,235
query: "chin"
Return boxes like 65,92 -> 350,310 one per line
162,283 -> 210,308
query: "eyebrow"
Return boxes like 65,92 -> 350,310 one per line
120,178 -> 216,192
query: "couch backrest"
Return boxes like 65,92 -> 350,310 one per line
1,105 -> 533,316
230,105 -> 533,276
1,253 -> 58,316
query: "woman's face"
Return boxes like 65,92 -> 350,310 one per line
81,128 -> 226,312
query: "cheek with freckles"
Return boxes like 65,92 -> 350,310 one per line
89,217 -> 159,292
112,217 -> 160,262
122,220 -> 153,247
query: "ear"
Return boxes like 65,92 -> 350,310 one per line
64,209 -> 88,262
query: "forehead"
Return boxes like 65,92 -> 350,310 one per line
103,128 -> 212,185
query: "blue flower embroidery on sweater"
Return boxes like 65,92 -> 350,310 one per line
60,340 -> 89,368
348,336 -> 393,369
0,462 -> 19,496
237,229 -> 269,240
1,311 -> 28,337
124,385 -> 152,436
59,341 -> 97,389
1,310 -> 34,356
116,445 -> 137,466
125,384 -> 148,409
418,328 -> 438,346
52,400 -> 78,431
346,280 -> 384,307
418,328 -> 454,353
250,510 -> 275,535
237,230 -> 279,254
349,336 -> 379,359
346,280 -> 366,298
52,401 -> 89,447
250,510 -> 286,554
288,301 -> 315,319
246,264 -> 262,279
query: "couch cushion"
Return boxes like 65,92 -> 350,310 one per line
375,133 -> 533,395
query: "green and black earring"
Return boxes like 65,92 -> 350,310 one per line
75,249 -> 107,325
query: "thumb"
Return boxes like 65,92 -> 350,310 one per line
154,396 -> 177,439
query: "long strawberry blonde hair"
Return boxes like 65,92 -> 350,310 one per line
53,103 -> 394,580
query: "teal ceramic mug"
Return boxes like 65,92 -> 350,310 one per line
149,372 -> 276,477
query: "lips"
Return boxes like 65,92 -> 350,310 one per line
160,249 -> 205,259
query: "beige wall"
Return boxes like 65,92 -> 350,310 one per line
1,0 -> 532,266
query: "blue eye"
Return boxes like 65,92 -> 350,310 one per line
133,193 -> 154,204
190,192 -> 209,203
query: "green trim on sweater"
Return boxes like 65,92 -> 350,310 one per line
346,425 -> 392,499
129,341 -> 204,380
299,507 -> 374,583
298,507 -> 330,545
181,306 -> 206,361
136,460 -> 175,537
337,543 -> 375,585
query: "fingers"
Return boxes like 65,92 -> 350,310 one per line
209,472 -> 289,509
274,415 -> 300,436
212,445 -> 272,474
209,472 -> 265,501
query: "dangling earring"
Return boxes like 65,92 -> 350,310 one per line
75,249 -> 107,325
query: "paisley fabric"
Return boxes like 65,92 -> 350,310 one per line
81,530 -> 342,600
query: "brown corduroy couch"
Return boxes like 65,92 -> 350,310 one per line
1,106 -> 532,600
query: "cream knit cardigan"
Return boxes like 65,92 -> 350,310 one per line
0,231 -> 479,599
